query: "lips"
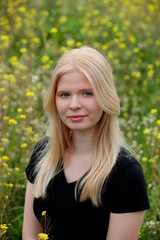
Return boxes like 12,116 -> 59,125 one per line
69,115 -> 86,122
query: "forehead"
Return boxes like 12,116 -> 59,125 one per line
57,70 -> 92,90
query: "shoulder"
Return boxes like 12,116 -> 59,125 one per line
25,136 -> 49,183
112,147 -> 142,178
103,147 -> 150,213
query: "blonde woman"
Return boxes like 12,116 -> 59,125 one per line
23,46 -> 150,240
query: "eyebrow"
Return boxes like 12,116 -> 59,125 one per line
56,88 -> 93,94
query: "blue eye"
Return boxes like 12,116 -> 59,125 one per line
83,92 -> 92,96
60,93 -> 70,97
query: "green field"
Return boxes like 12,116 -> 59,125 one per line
0,0 -> 160,239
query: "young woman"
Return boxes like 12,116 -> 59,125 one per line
23,46 -> 150,240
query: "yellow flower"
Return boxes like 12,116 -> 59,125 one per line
50,27 -> 58,33
142,157 -> 148,162
147,69 -> 154,78
3,116 -> 9,120
38,233 -> 49,240
0,147 -> 4,151
2,156 -> 9,161
42,64 -> 50,69
18,6 -> 26,12
17,108 -> 23,112
41,211 -> 46,216
26,91 -> 34,96
66,39 -> 75,47
149,159 -> 155,163
20,114 -> 26,119
9,119 -> 17,125
21,143 -> 28,148
150,109 -> 158,114
157,120 -> 160,125
1,224 -> 8,230
0,88 -> 5,91
15,167 -> 20,171
143,129 -> 150,134
2,138 -> 8,143
20,48 -> 27,53
10,56 -> 18,65
76,41 -> 82,47
9,183 -> 14,188
3,163 -> 8,167
32,37 -> 41,45
157,133 -> 160,139
59,16 -> 67,24
41,55 -> 50,64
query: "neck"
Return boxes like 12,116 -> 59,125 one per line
71,128 -> 95,157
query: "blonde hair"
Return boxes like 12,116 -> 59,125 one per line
34,46 -> 132,206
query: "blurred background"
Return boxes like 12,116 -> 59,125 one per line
0,0 -> 160,239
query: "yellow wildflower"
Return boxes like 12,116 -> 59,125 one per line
26,91 -> 34,96
9,119 -> 17,125
59,16 -> 67,24
0,88 -> 5,91
157,133 -> 160,139
9,183 -> 14,188
142,157 -> 147,162
32,37 -> 41,45
18,6 -> 26,12
20,114 -> 26,119
10,56 -> 18,65
0,147 -> 4,151
3,116 -> 9,120
76,41 -> 82,47
157,120 -> 160,125
20,48 -> 27,53
2,138 -> 8,143
41,211 -> 46,216
41,55 -> 50,63
1,224 -> 8,230
66,39 -> 75,47
15,167 -> 20,171
149,159 -> 155,163
3,163 -> 8,167
147,69 -> 154,78
50,27 -> 58,33
42,64 -> 50,69
143,129 -> 150,134
38,233 -> 49,240
2,156 -> 9,161
150,109 -> 158,114
17,108 -> 23,112
21,143 -> 28,148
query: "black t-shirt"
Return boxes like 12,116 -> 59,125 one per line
25,137 -> 150,240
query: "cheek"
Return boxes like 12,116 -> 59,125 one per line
56,98 -> 68,116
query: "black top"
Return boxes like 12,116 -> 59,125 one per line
25,137 -> 150,240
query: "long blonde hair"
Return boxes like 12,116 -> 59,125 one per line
34,46 -> 132,206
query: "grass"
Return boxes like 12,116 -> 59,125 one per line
0,0 -> 160,239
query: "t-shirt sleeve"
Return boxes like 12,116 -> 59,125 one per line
25,136 -> 49,184
104,154 -> 150,213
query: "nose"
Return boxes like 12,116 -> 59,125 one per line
69,95 -> 81,110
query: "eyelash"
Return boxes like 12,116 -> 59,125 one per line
59,92 -> 93,97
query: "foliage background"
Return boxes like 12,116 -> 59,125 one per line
0,0 -> 160,239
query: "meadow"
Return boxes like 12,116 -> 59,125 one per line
0,0 -> 160,239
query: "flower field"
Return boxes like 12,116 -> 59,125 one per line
0,0 -> 160,239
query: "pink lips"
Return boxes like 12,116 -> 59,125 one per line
69,115 -> 86,122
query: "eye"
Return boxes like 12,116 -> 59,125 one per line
83,92 -> 92,96
60,93 -> 70,98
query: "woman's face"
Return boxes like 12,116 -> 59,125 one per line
55,70 -> 103,132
